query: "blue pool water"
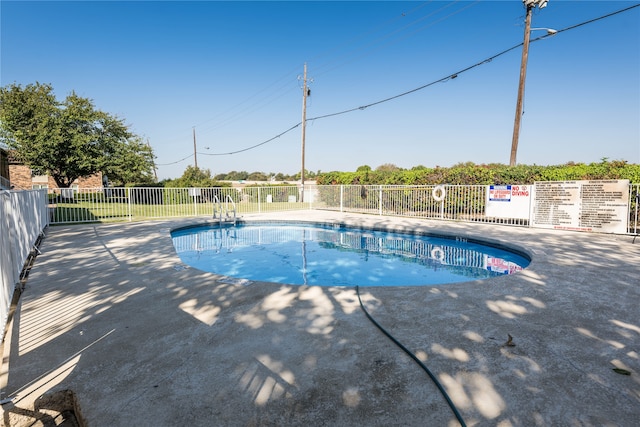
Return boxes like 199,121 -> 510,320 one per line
171,222 -> 530,287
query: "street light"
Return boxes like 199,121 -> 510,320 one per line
509,0 -> 553,166
531,28 -> 558,36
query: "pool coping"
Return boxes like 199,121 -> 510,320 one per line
2,210 -> 639,426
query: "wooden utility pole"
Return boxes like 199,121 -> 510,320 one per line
510,4 -> 533,166
193,127 -> 198,169
300,63 -> 308,202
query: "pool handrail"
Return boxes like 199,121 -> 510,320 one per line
212,194 -> 237,225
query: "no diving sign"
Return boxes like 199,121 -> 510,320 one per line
486,185 -> 532,219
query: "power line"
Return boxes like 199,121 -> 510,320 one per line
551,2 -> 640,36
198,122 -> 302,156
313,1 -> 479,78
160,1 -> 470,146
156,0 -> 478,165
310,1 -> 437,76
195,68 -> 300,135
195,39 -> 532,157
156,153 -> 193,166
157,3 -> 640,164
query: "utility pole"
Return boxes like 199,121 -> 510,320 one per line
193,127 -> 198,169
510,0 -> 549,166
300,63 -> 308,202
510,4 -> 533,166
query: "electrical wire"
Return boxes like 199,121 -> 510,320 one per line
550,3 -> 640,36
195,69 -> 300,135
198,122 -> 302,156
162,1 -> 472,147
156,3 -> 640,164
305,39 -> 525,122
155,153 -> 193,166
313,1 -> 478,78
310,1 -> 435,76
355,285 -> 467,427
193,40 -> 524,159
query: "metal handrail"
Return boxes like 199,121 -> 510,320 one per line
213,194 -> 237,225
224,194 -> 237,225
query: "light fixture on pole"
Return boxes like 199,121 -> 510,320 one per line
509,0 -> 552,166
530,28 -> 557,35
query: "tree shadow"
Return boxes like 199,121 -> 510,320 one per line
2,215 -> 639,426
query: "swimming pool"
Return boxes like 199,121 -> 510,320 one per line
171,222 -> 530,287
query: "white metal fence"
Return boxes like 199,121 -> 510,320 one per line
320,184 -> 639,234
44,183 -> 639,234
0,189 -> 49,339
47,186 -> 313,224
1,183 -> 638,338
318,184 -> 529,226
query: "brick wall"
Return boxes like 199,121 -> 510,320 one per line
8,165 -> 33,190
9,164 -> 103,190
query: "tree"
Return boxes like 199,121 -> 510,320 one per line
247,171 -> 268,181
376,163 -> 402,172
0,82 -> 155,187
224,170 -> 249,181
165,165 -> 220,187
102,137 -> 156,186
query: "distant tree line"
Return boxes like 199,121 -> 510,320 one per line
213,169 -> 319,182
315,160 -> 640,185
166,161 -> 639,188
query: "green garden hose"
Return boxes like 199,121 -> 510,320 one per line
356,285 -> 467,427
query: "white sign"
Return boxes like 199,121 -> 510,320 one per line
485,185 -> 532,220
532,180 -> 629,233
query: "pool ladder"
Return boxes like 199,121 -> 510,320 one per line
213,195 -> 238,225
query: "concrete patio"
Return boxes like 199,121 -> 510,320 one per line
1,211 -> 639,426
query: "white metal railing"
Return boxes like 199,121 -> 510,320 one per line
316,185 -> 528,226
0,189 -> 49,339
0,182 -> 637,338
42,183 -> 639,235
47,186 -> 311,224
212,194 -> 238,225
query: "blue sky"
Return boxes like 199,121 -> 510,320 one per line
2,1 -> 639,180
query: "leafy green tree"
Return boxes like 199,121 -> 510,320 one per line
0,82 -> 155,187
102,137 -> 156,186
290,169 -> 317,181
165,165 -> 221,187
247,171 -> 268,181
225,170 -> 250,181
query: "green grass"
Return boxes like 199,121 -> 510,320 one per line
49,200 -> 312,223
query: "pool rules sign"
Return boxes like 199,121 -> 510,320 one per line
532,180 -> 629,233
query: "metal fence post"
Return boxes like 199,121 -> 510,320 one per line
635,191 -> 639,235
127,187 -> 132,222
194,188 -> 198,217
